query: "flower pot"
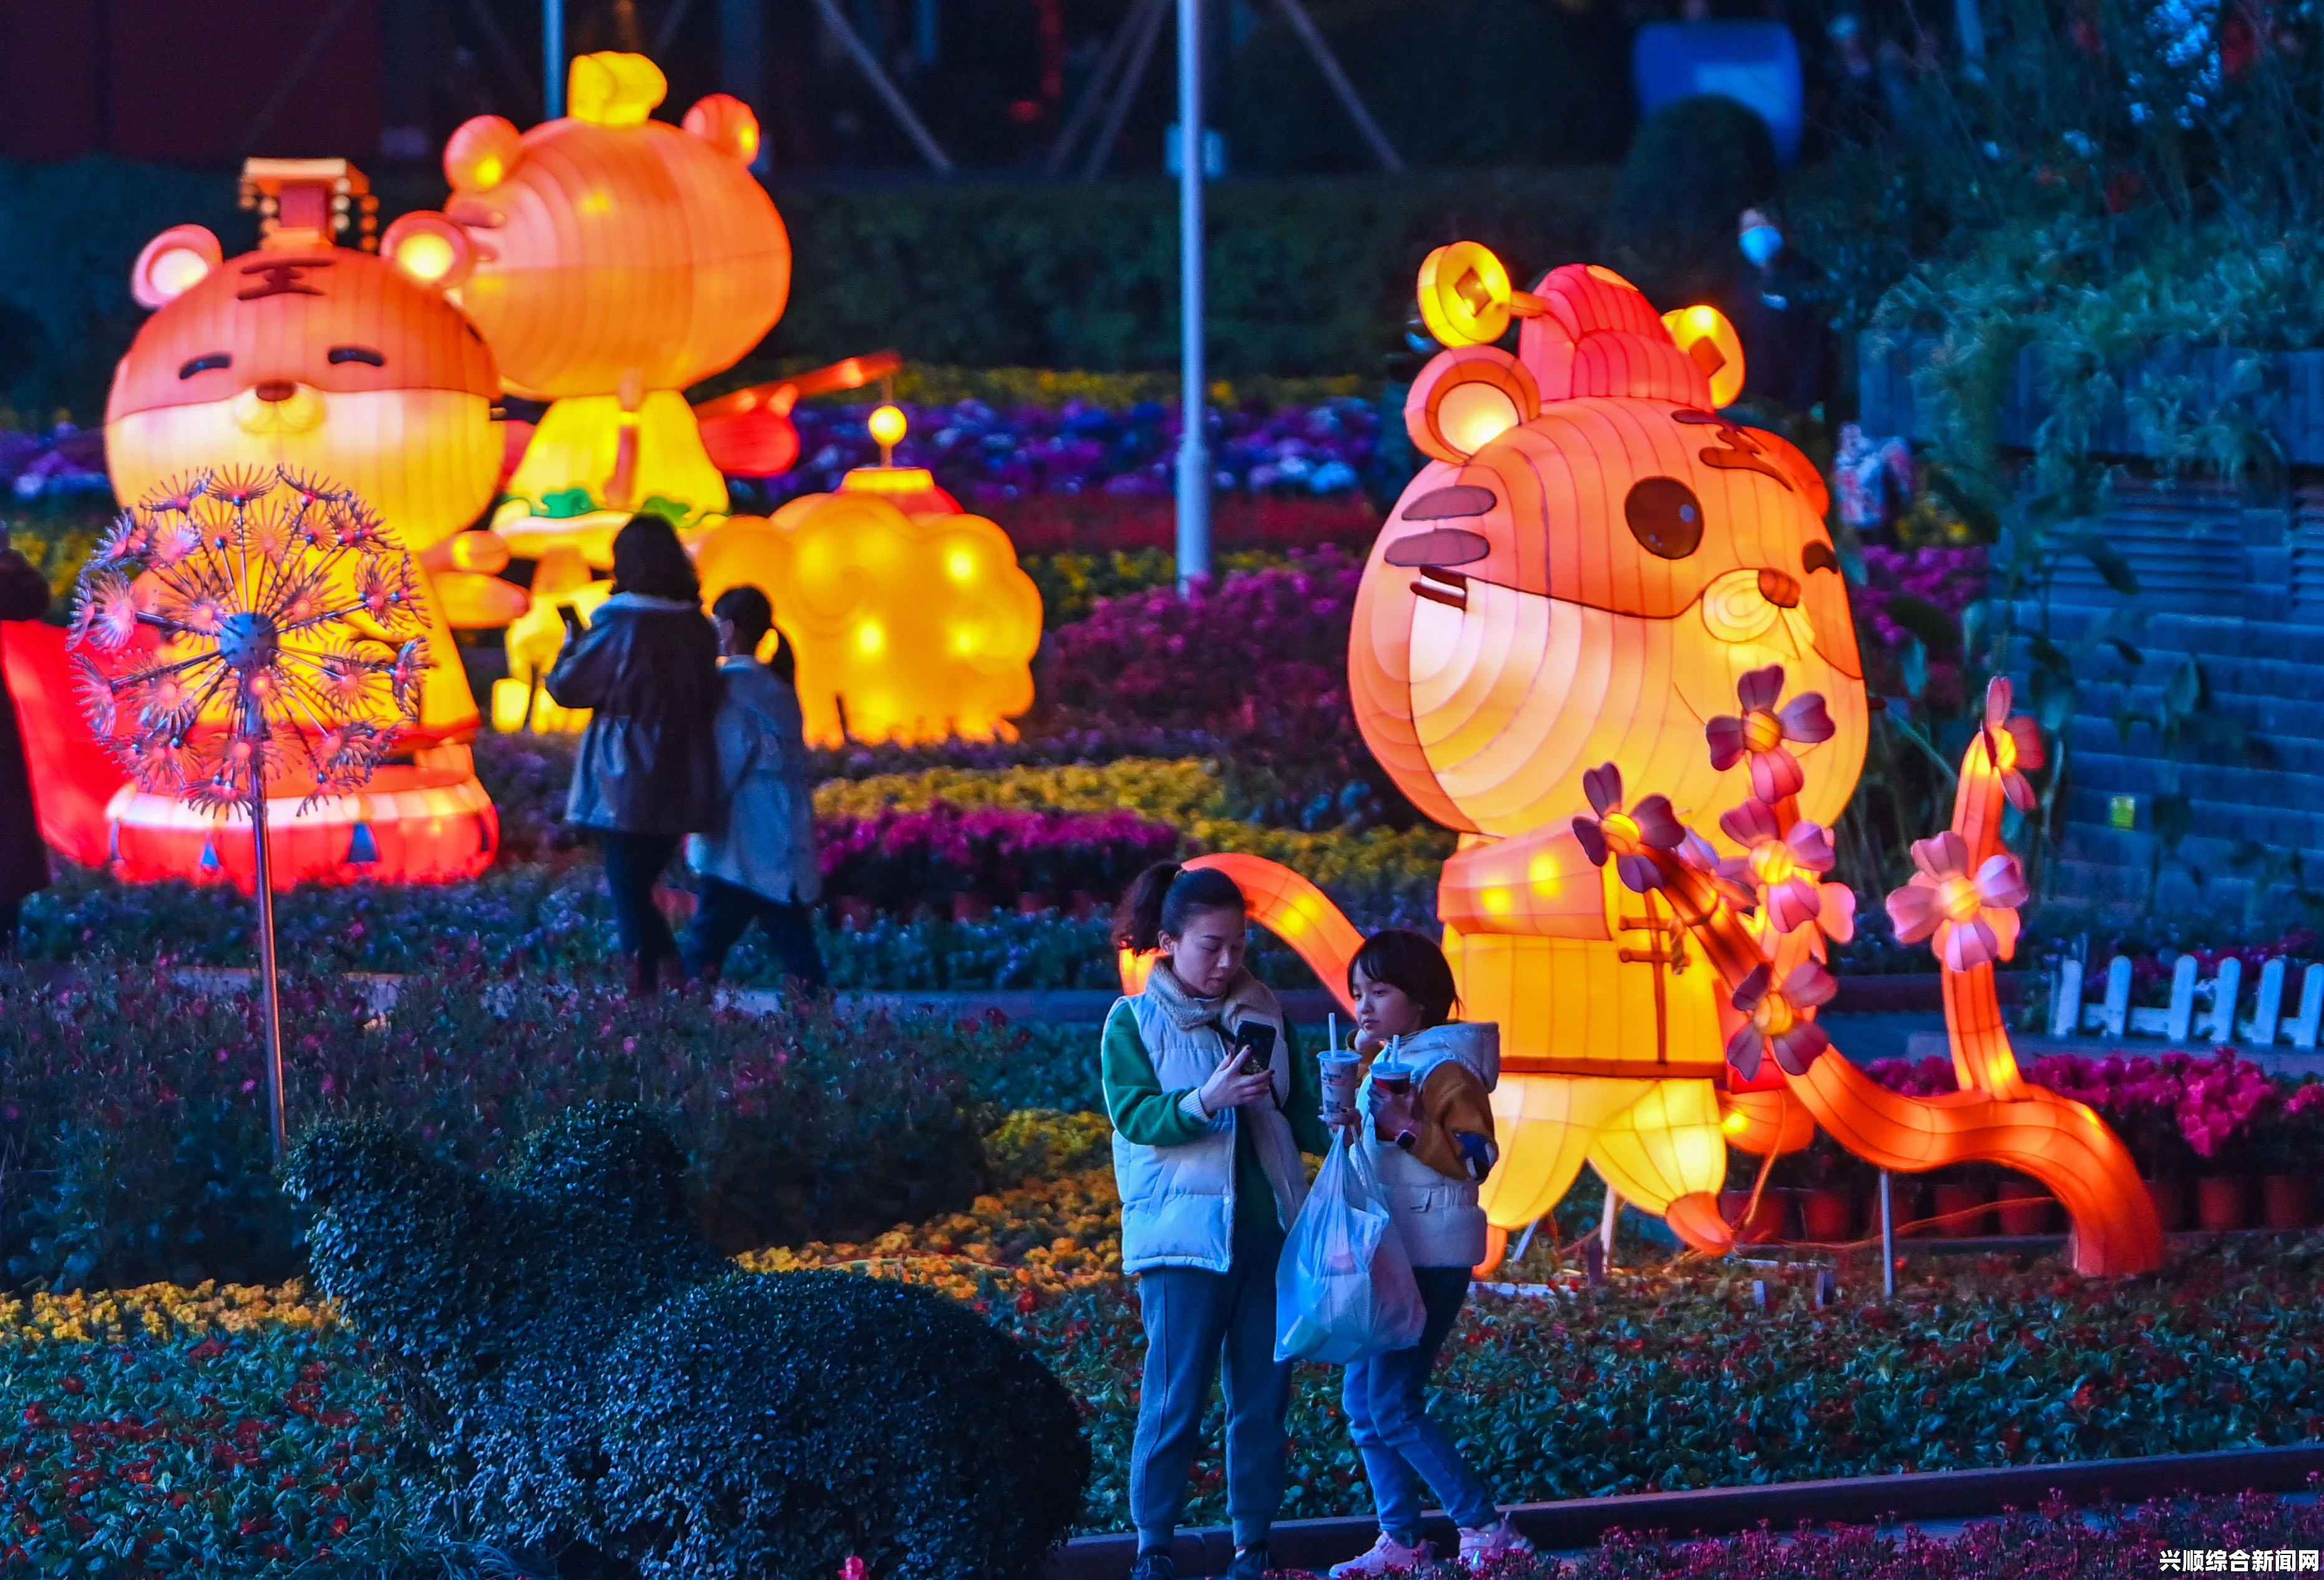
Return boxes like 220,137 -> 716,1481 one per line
1016,890 -> 1057,916
2143,1176 -> 2190,1232
2195,1175 -> 2253,1232
1930,1181 -> 1993,1237
1719,1189 -> 1785,1245
832,896 -> 877,932
1994,1178 -> 2058,1236
2262,1173 -> 2316,1231
1887,1179 -> 1935,1238
950,892 -> 992,923
1797,1186 -> 1858,1242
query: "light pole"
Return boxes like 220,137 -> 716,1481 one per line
1173,0 -> 1209,595
544,0 -> 566,118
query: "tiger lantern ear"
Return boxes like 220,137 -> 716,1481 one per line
131,226 -> 223,309
381,213 -> 477,291
684,94 -> 763,162
1521,264 -> 1712,406
443,115 -> 523,192
1404,346 -> 1540,464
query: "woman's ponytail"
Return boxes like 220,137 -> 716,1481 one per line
1112,862 -> 1183,953
1113,861 -> 1249,954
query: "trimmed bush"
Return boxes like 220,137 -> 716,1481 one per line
1607,94 -> 1780,310
288,1105 -> 1089,1579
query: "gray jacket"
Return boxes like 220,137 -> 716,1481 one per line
544,593 -> 722,835
686,656 -> 822,904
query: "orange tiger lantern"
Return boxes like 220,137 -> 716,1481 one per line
2,158 -> 504,887
390,52 -> 793,563
1171,246 -> 2158,1273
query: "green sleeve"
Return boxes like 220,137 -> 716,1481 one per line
1103,1002 -> 1211,1148
1282,1021 -> 1332,1156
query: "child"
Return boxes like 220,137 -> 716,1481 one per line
678,585 -> 828,991
1105,862 -> 1330,1580
1330,929 -> 1532,1576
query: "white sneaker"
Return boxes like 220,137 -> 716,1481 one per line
1458,1516 -> 1535,1571
1328,1530 -> 1432,1577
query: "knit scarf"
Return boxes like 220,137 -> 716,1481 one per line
1143,959 -> 1275,1035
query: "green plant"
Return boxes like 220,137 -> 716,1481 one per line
288,1105 -> 1090,1579
1606,95 -> 1778,310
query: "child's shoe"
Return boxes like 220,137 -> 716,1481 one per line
1328,1531 -> 1431,1576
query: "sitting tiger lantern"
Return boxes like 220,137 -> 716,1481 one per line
1169,246 -> 2160,1274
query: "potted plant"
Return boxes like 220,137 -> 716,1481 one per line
1785,1131 -> 1866,1242
2180,1052 -> 2272,1232
1930,1164 -> 1993,1238
2253,1081 -> 2324,1231
1993,1169 -> 2058,1236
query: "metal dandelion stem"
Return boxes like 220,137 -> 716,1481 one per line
69,468 -> 427,1159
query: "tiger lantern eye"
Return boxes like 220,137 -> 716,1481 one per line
1624,477 -> 1704,560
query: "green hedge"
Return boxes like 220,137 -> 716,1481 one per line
0,156 -> 1614,416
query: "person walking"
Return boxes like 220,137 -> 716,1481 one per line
0,527 -> 49,956
1105,862 -> 1330,1580
680,585 -> 827,990
1329,929 -> 1533,1576
544,513 -> 721,995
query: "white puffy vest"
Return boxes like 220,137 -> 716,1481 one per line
1360,1022 -> 1501,1269
1109,990 -> 1309,1275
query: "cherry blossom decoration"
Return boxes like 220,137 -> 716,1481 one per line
1980,676 -> 2048,813
1885,829 -> 2032,972
1706,663 -> 1837,801
1571,762 -> 1685,892
69,467 -> 427,1159
1727,960 -> 1839,1078
1717,798 -> 1843,935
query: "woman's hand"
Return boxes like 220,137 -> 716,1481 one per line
1371,1085 -> 1422,1145
1196,1046 -> 1274,1116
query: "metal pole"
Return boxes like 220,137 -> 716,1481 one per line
1173,0 -> 1210,595
805,0 -> 957,173
544,0 -> 565,117
1880,1169 -> 1896,1297
1598,1181 -> 1619,1268
251,792 -> 287,1162
1269,0 -> 1405,173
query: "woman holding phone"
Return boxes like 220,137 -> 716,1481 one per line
544,513 -> 721,995
1103,862 -> 1330,1580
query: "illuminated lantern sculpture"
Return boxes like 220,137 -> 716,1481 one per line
692,407 -> 1044,746
3,158 -> 504,885
391,52 -> 793,565
1135,243 -> 2161,1275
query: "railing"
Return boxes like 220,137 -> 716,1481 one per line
2049,954 -> 2324,1048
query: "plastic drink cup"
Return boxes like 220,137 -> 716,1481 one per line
1320,1051 -> 1361,1124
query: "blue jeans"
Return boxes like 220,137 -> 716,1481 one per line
1343,1264 -> 1498,1543
681,877 -> 829,990
1130,1221 -> 1291,1551
598,831 -> 681,987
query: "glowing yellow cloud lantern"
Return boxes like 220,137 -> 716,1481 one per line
492,547 -> 609,733
693,465 -> 1043,748
389,53 -> 793,565
21,157 -> 509,885
1184,245 -> 2162,1275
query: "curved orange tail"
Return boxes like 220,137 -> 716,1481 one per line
1,620 -> 125,868
1113,852 -> 1365,1007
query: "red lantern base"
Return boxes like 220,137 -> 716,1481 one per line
104,765 -> 497,892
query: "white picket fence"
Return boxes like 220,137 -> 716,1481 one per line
2049,954 -> 2324,1048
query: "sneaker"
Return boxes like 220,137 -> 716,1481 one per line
1458,1517 -> 1536,1571
1130,1550 -> 1176,1580
1329,1530 -> 1432,1576
1229,1544 -> 1272,1579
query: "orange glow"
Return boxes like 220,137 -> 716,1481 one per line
1661,304 -> 1747,407
868,404 -> 909,448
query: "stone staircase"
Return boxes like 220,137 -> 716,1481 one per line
2013,479 -> 2324,914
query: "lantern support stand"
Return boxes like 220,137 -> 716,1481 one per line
249,785 -> 288,1163
1173,0 -> 1210,595
544,0 -> 566,117
1879,1170 -> 1896,1296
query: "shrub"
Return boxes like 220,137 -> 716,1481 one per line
1607,95 -> 1779,310
0,965 -> 1012,1288
287,1105 -> 1090,1580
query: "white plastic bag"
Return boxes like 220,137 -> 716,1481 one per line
1274,1134 -> 1427,1363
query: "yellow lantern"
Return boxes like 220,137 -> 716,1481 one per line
391,52 -> 794,562
693,468 -> 1043,748
1662,305 -> 1747,408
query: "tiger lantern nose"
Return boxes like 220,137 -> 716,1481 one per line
254,380 -> 298,404
1757,568 -> 1801,608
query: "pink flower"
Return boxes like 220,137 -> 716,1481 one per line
74,571 -> 142,652
1716,798 -> 1835,934
1980,676 -> 2048,813
1884,830 -> 2029,971
1727,960 -> 1838,1078
1570,763 -> 1684,892
1704,665 -> 1837,800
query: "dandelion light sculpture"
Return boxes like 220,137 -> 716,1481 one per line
70,468 -> 427,1158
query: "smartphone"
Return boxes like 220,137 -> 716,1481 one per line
559,603 -> 584,638
1233,1022 -> 1277,1076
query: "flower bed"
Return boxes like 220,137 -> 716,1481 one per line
816,802 -> 1183,917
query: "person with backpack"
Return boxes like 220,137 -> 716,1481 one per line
1329,929 -> 1533,1576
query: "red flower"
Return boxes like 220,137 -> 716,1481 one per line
1727,960 -> 1838,1078
1570,763 -> 1684,892
1705,665 -> 1837,800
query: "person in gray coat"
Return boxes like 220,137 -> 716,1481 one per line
544,514 -> 721,995
680,585 -> 827,990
